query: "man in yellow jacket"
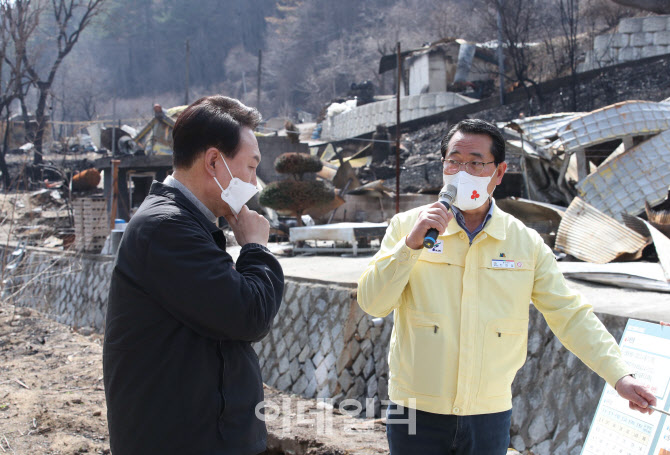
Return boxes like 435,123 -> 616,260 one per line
357,119 -> 656,454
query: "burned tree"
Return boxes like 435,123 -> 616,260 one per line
0,0 -> 41,189
259,153 -> 335,227
21,0 -> 106,166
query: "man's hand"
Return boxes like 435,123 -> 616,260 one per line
225,206 -> 270,247
405,202 -> 454,250
615,375 -> 657,415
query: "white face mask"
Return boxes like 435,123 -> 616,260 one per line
212,154 -> 259,215
442,170 -> 496,211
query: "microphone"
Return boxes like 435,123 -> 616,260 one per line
423,184 -> 456,249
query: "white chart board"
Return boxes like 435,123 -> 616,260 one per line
582,319 -> 670,455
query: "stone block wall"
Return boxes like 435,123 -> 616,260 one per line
579,15 -> 670,72
1,246 -> 113,332
321,92 -> 475,141
256,281 -> 630,454
254,279 -> 393,418
3,245 -> 636,454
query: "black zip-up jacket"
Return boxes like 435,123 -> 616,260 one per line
103,182 -> 284,455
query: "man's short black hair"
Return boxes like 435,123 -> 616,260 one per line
172,95 -> 262,169
440,119 -> 506,164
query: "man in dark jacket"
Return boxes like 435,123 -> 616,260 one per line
103,95 -> 284,455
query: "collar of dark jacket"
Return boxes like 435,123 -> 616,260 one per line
148,181 -> 221,236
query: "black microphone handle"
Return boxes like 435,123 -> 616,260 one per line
423,228 -> 439,249
422,200 -> 452,249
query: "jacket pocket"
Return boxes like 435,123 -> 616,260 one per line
408,310 -> 447,397
478,318 -> 528,399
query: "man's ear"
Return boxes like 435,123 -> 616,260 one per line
203,147 -> 220,177
495,161 -> 507,185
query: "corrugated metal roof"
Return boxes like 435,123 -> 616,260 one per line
551,101 -> 670,154
503,113 -> 582,144
577,129 -> 670,221
556,197 -> 648,263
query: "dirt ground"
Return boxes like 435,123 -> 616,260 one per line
0,299 -> 389,455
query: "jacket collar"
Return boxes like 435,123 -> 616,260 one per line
149,181 -> 220,235
443,199 -> 506,241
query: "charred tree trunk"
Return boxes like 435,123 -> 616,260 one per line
0,109 -> 12,189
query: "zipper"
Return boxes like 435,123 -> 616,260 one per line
415,321 -> 440,334
217,341 -> 226,418
496,328 -> 523,338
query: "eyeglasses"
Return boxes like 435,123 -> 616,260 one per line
441,158 -> 496,176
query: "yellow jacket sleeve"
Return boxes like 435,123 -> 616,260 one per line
531,239 -> 631,388
357,216 -> 421,318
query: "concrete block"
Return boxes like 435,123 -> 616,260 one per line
632,46 -> 643,60
289,358 -> 300,381
276,372 -> 292,391
528,414 -> 550,442
408,95 -> 421,109
327,369 -> 339,394
283,281 -> 296,302
357,316 -> 369,338
642,45 -> 665,58
352,352 -> 367,376
331,321 -> 343,340
419,93 -> 437,109
305,378 -> 317,398
366,375 -> 378,398
332,336 -> 344,356
654,30 -> 670,46
313,349 -> 324,368
531,440 -> 552,455
642,15 -> 667,32
336,347 -> 352,374
278,356 -> 289,374
338,369 -> 353,391
610,33 -> 629,48
618,17 -> 643,34
298,345 -> 311,363
363,356 -> 375,379
275,338 -> 287,357
263,341 -> 272,358
360,339 -> 373,357
266,370 -> 280,387
308,312 -> 319,331
321,332 -> 332,353
630,32 -> 653,47
593,34 -> 612,54
435,92 -> 450,107
295,320 -> 307,342
345,377 -> 366,400
618,46 -> 636,62
511,435 -> 526,452
317,318 -> 330,335
292,375 -> 308,395
324,352 -> 337,370
315,362 -> 329,386
303,359 -> 316,382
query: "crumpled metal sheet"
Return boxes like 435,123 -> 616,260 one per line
576,129 -> 670,221
556,197 -> 649,264
551,101 -> 670,154
503,113 -> 581,144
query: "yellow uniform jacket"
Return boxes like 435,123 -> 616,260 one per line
357,203 -> 630,415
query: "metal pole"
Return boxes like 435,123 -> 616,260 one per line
497,2 -> 505,106
395,41 -> 401,215
185,40 -> 190,105
110,159 -> 120,230
257,49 -> 262,111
